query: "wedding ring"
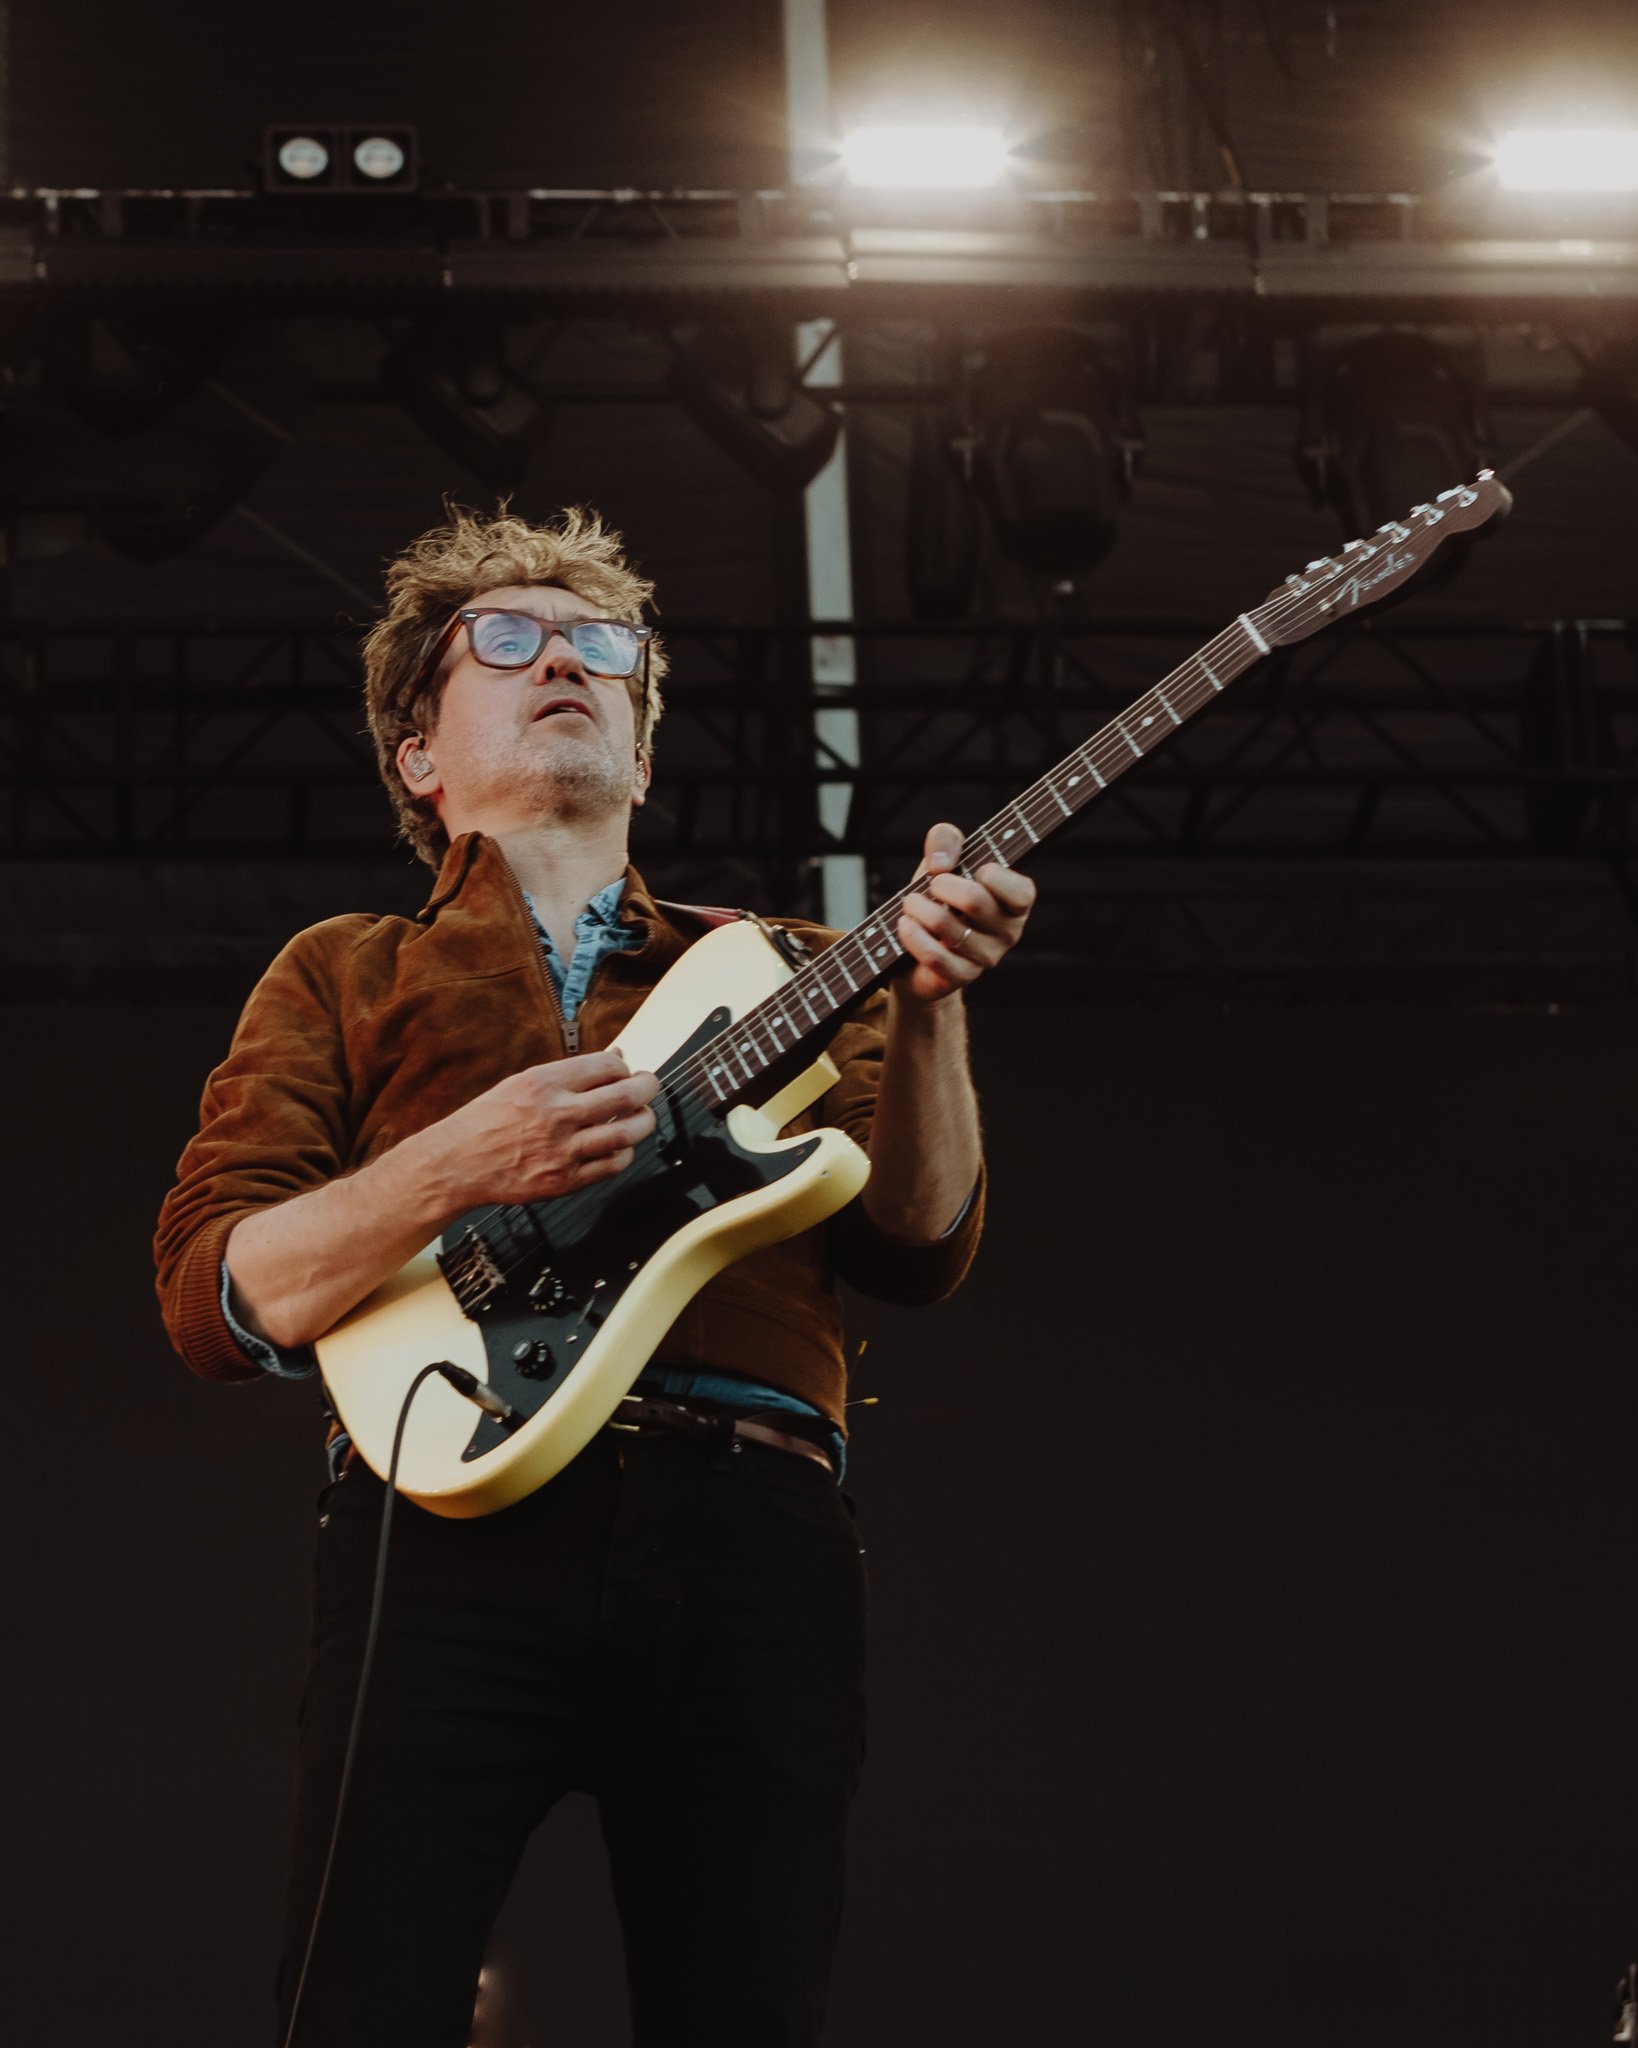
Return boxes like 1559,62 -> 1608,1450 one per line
953,924 -> 973,956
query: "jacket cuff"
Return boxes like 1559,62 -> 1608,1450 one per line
163,1211 -> 271,1384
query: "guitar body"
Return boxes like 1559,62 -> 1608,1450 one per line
316,919 -> 870,1519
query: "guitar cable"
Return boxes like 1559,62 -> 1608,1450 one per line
280,1361 -> 518,2048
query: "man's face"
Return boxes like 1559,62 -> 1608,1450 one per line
398,582 -> 649,836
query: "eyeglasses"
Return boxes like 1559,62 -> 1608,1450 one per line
416,608 -> 655,694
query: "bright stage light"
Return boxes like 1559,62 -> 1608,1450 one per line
1496,128 -> 1638,192
275,135 -> 330,182
841,125 -> 1007,189
353,134 -> 406,182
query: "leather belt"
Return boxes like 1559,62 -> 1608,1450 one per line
605,1393 -> 836,1478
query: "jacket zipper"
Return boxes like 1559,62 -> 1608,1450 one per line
509,872 -> 579,1056
510,865 -> 648,1058
530,929 -> 580,1054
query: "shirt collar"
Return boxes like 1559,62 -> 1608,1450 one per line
524,876 -> 628,954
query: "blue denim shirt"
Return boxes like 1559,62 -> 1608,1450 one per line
220,878 -> 840,1465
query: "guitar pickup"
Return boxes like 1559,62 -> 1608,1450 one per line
652,1085 -> 683,1161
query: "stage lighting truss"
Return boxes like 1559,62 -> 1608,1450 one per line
262,124 -> 418,193
8,618 -> 1638,1009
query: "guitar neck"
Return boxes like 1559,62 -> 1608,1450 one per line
689,609 -> 1276,1115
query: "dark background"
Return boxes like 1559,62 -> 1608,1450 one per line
5,0 -> 1638,2039
7,996 -> 1636,2044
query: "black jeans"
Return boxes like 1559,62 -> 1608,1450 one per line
275,1430 -> 867,2047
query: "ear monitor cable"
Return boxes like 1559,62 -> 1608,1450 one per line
280,1362 -> 518,2048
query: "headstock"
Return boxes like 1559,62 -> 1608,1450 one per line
1253,471 -> 1513,649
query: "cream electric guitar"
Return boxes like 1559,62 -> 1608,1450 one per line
318,473 -> 1511,1516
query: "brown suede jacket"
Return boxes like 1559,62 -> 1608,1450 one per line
154,831 -> 984,1426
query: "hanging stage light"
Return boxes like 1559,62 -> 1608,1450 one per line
905,408 -> 982,619
966,326 -> 1141,582
1496,128 -> 1638,192
667,326 -> 840,492
274,134 -> 330,184
352,134 -> 408,184
841,125 -> 1008,190
1299,332 -> 1480,542
382,327 -> 549,490
1580,335 -> 1638,457
14,325 -> 306,564
263,124 -> 418,192
54,315 -> 233,439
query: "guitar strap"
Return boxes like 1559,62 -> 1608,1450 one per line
655,901 -> 814,972
654,900 -> 743,928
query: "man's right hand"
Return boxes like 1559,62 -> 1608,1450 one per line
226,1053 -> 660,1352
426,1051 -> 660,1210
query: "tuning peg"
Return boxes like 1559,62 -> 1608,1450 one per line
1304,558 -> 1328,572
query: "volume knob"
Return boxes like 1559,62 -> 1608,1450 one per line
510,1337 -> 553,1380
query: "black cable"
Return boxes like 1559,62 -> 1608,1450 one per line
279,1359 -> 509,2048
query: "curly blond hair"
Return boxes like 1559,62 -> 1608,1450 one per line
362,502 -> 667,867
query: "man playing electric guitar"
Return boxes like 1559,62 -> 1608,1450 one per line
154,504 -> 1035,2048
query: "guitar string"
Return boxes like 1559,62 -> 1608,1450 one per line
452,495 -> 1487,1290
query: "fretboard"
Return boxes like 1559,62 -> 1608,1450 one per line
688,609 -> 1275,1113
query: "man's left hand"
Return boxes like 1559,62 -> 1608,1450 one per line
895,821 -> 1037,1005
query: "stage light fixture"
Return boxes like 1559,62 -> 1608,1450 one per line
8,327 -> 305,565
55,316 -> 233,439
275,134 -> 330,183
1300,333 -> 1479,543
668,327 -> 839,492
966,327 -> 1141,582
1579,335 -> 1638,457
382,327 -> 548,489
263,124 -> 418,192
905,410 -> 982,619
841,125 -> 1007,189
352,134 -> 407,183
1496,128 -> 1638,192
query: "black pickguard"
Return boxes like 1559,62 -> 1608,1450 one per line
440,1009 -> 820,1462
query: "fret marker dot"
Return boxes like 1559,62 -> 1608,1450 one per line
1068,775 -> 1080,786
740,1043 -> 752,1054
1003,828 -> 1014,838
1141,714 -> 1153,726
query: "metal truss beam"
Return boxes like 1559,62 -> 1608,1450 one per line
1,188 -> 1635,319
5,617 -> 1636,1005
3,617 -> 1636,866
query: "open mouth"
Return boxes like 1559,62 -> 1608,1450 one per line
533,699 -> 593,722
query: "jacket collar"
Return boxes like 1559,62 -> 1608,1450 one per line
419,830 -> 665,950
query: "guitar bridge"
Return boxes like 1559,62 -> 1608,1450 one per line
437,1225 -> 508,1317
